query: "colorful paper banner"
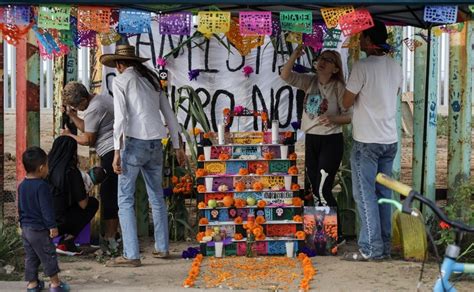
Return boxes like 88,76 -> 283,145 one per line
38,5 -> 70,30
226,19 -> 264,56
118,9 -> 151,34
320,6 -> 354,29
303,24 -> 324,51
197,11 -> 231,35
323,28 -> 341,49
338,9 -> 374,37
159,12 -> 192,36
424,6 -> 458,24
2,5 -> 31,26
280,11 -> 312,34
78,6 -> 112,32
239,11 -> 272,36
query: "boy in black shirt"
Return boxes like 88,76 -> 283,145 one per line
18,147 -> 69,292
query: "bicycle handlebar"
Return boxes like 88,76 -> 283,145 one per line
376,173 -> 474,233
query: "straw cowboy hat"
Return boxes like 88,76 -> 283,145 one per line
99,45 -> 149,68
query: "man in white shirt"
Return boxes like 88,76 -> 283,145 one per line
341,20 -> 402,261
100,45 -> 185,267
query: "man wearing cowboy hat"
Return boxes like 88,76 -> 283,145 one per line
100,45 -> 186,267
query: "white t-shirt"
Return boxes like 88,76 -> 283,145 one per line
346,55 -> 402,144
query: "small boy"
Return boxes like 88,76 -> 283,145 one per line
80,166 -> 107,193
18,147 -> 69,292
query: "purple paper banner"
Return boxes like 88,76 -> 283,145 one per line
303,24 -> 324,51
239,11 -> 272,36
159,12 -> 192,36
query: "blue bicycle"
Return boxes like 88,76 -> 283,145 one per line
376,173 -> 474,292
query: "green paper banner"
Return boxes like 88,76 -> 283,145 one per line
279,11 -> 312,34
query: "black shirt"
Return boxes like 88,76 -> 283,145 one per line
51,167 -> 87,223
18,178 -> 57,230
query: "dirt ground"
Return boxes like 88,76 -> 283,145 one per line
1,112 -> 474,291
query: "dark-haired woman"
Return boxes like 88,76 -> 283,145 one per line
48,136 -> 99,253
99,45 -> 185,267
280,45 -> 352,245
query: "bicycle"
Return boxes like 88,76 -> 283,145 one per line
375,173 -> 474,292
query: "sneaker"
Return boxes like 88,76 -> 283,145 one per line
27,280 -> 44,292
341,251 -> 385,262
56,244 -> 81,256
152,250 -> 170,259
49,281 -> 70,292
105,256 -> 141,267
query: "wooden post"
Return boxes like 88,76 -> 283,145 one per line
16,30 -> 40,184
448,22 -> 472,198
423,29 -> 439,218
0,38 -> 4,221
412,28 -> 427,196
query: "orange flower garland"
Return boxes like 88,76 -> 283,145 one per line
234,216 -> 243,224
199,217 -> 209,225
295,231 -> 306,240
297,253 -> 316,291
291,183 -> 301,191
253,181 -> 263,191
197,185 -> 206,193
198,202 -> 207,209
292,197 -> 303,207
257,200 -> 267,208
234,181 -> 246,192
288,165 -> 298,175
196,168 -> 207,177
288,153 -> 297,160
183,254 -> 203,288
293,215 -> 303,222
255,215 -> 266,224
238,168 -> 249,175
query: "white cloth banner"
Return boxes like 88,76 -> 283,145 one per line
99,20 -> 346,132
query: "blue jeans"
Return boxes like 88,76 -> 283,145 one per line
350,140 -> 397,258
118,137 -> 168,260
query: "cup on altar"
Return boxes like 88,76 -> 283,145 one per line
271,120 -> 279,144
204,146 -> 212,160
214,241 -> 224,258
205,177 -> 213,192
284,176 -> 292,190
218,124 -> 225,145
285,241 -> 295,258
280,145 -> 288,159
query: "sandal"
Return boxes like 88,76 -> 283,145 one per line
27,280 -> 44,292
49,281 -> 70,292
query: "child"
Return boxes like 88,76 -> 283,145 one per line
80,166 -> 107,193
18,147 -> 69,292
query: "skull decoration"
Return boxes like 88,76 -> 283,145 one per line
158,69 -> 168,90
275,207 -> 284,217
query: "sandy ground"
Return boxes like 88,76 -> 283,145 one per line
1,112 -> 474,291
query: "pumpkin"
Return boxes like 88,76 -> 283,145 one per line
234,181 -> 246,192
255,166 -> 266,175
293,215 -> 303,222
291,183 -> 301,191
234,216 -> 243,224
292,197 -> 303,207
263,152 -> 273,160
288,165 -> 298,175
255,215 -> 266,224
197,202 -> 207,209
257,200 -> 267,208
197,185 -> 206,193
253,181 -> 263,191
288,153 -> 297,160
196,231 -> 205,242
198,154 -> 205,161
234,233 -> 243,240
238,168 -> 249,175
199,217 -> 209,225
223,196 -> 234,207
295,231 -> 306,240
195,168 -> 207,177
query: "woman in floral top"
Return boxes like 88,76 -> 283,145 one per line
280,45 -> 352,244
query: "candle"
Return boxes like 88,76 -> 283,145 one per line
271,120 -> 279,144
218,124 -> 225,145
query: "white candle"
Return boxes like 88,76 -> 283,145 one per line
285,241 -> 294,258
218,124 -> 225,145
271,120 -> 279,144
204,146 -> 212,160
215,241 -> 224,258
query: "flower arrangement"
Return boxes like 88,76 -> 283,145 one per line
255,166 -> 266,175
199,217 -> 209,225
252,181 -> 264,191
288,153 -> 297,160
263,152 -> 273,160
197,154 -> 205,161
234,181 -> 246,192
293,215 -> 303,222
234,233 -> 243,240
195,168 -> 207,177
238,168 -> 249,175
234,216 -> 243,224
234,198 -> 247,208
257,200 -> 267,208
291,183 -> 301,191
242,65 -> 254,78
295,231 -> 306,240
197,185 -> 206,193
288,165 -> 298,175
256,215 -> 266,224
171,174 -> 194,196
198,202 -> 207,209
292,196 -> 303,206
218,152 -> 230,160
